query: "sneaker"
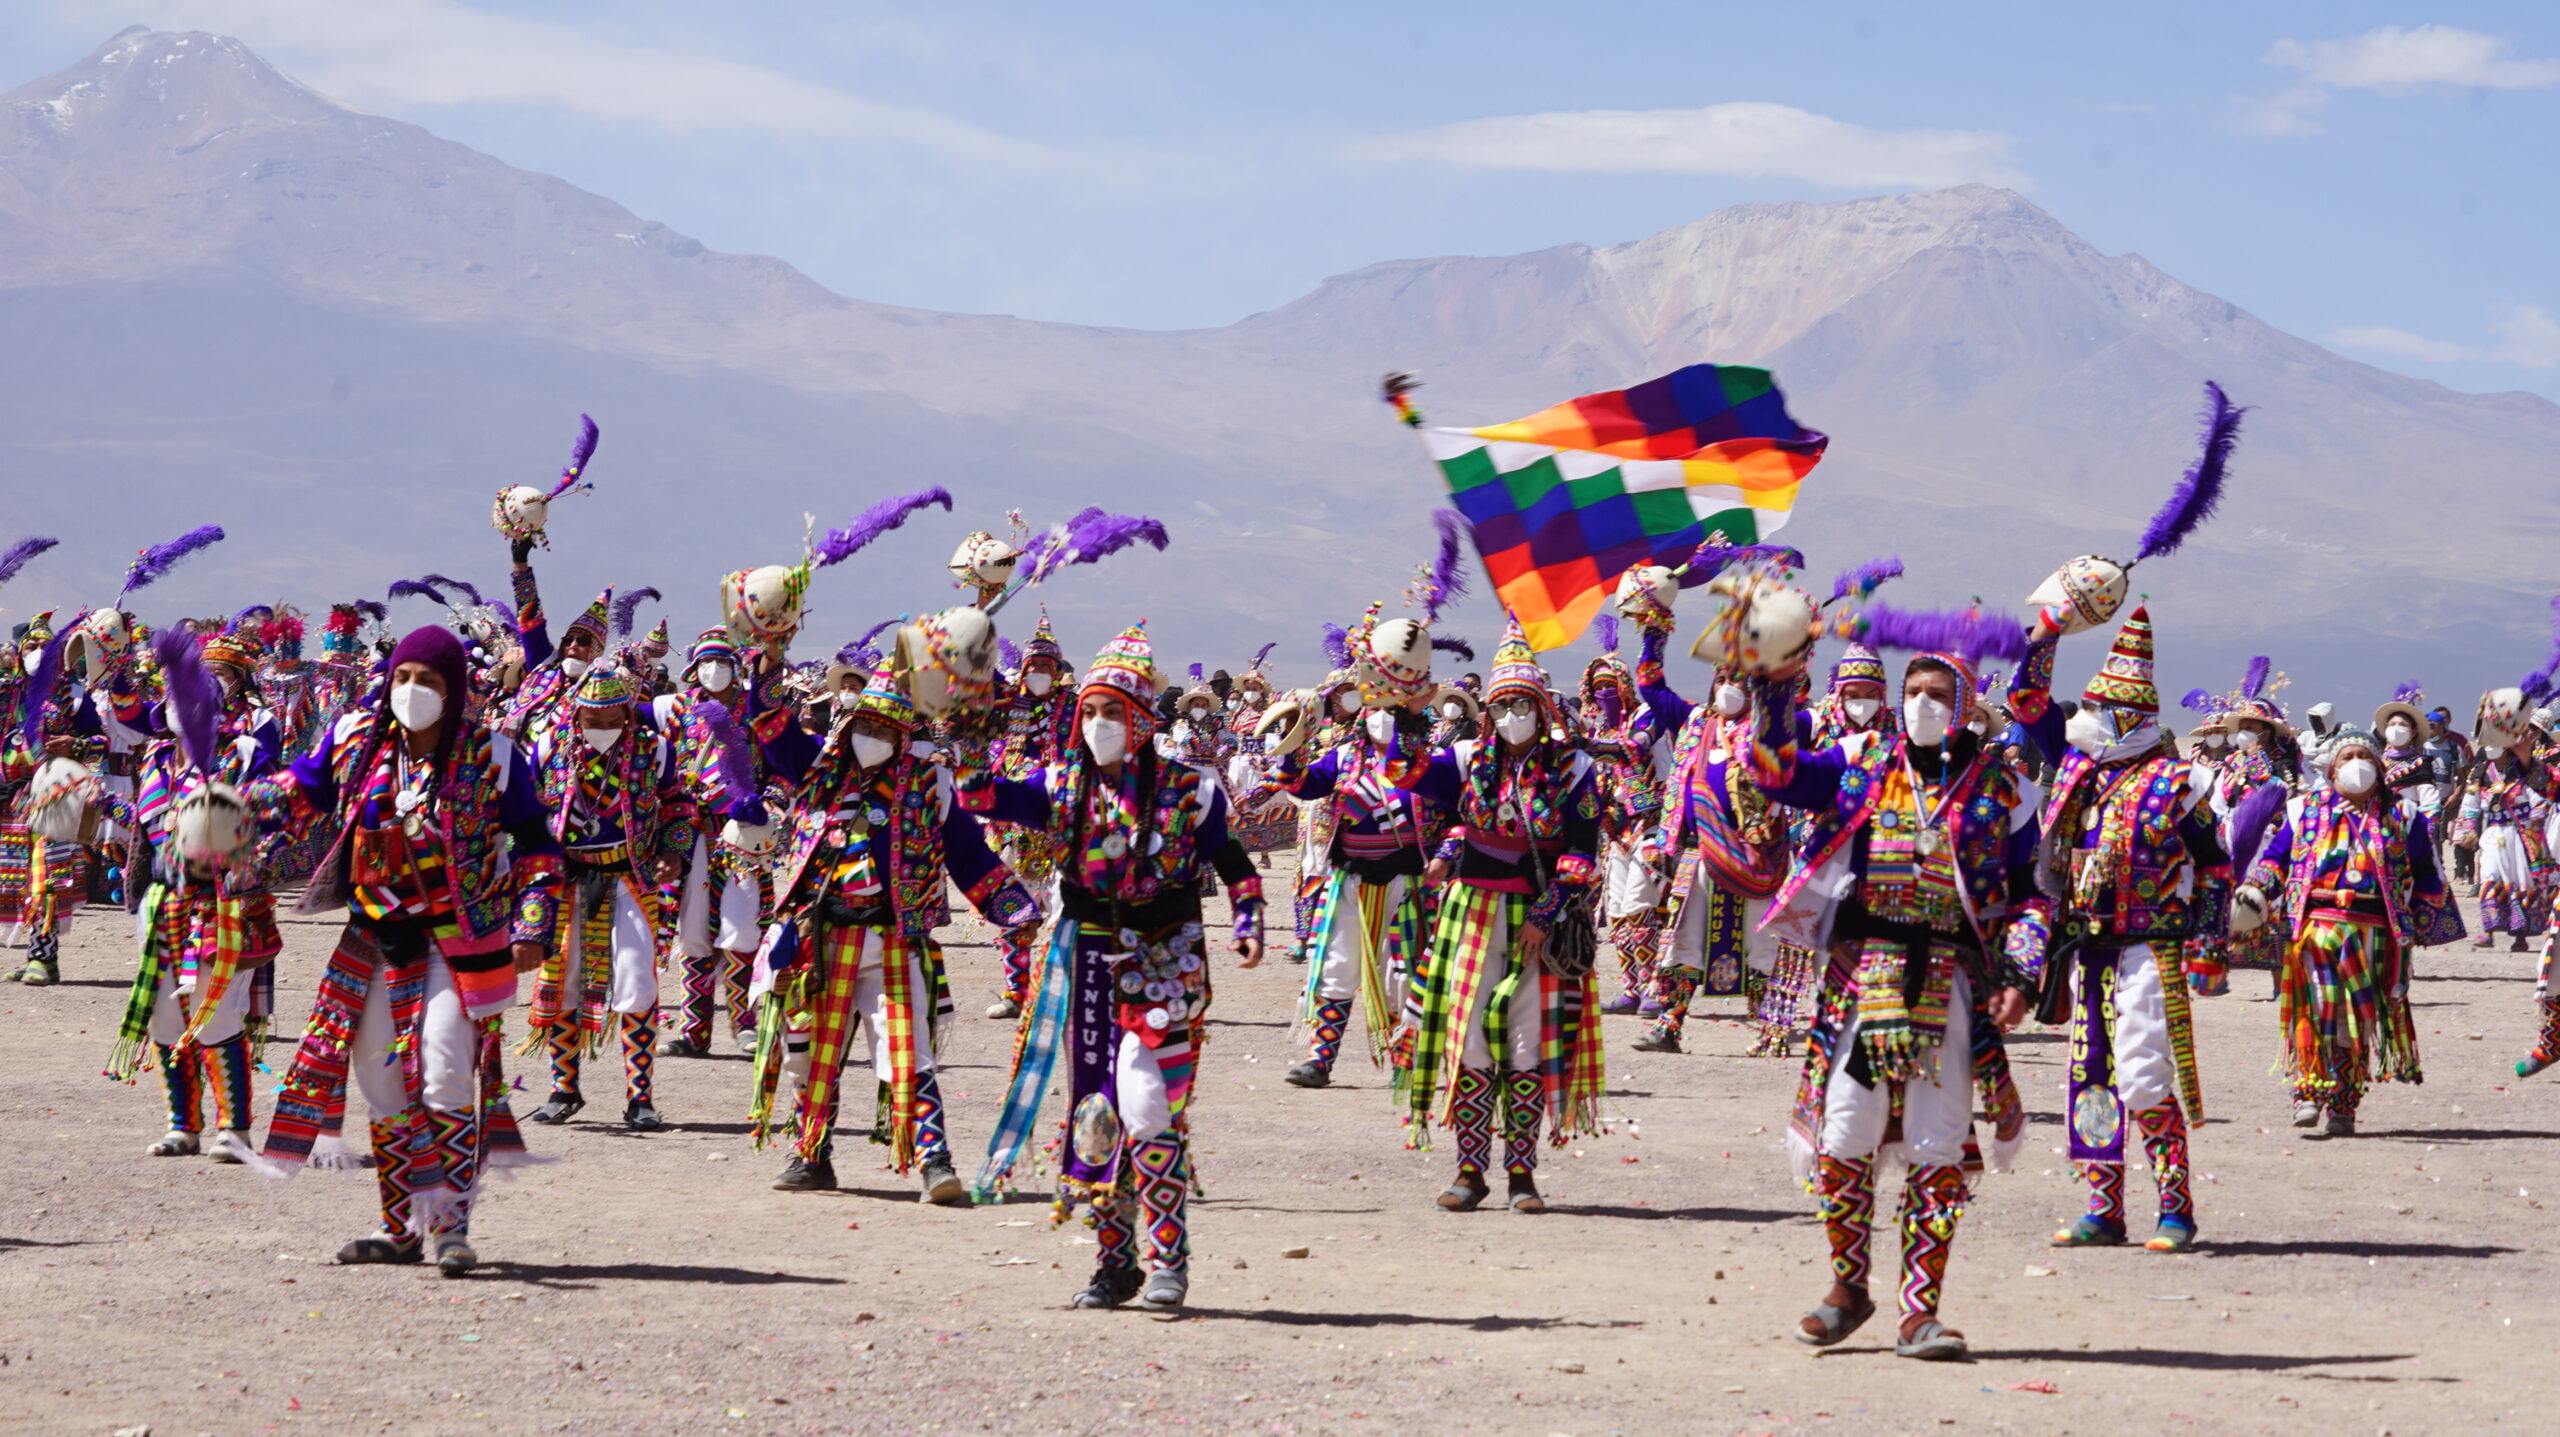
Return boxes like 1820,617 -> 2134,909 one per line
1599,993 -> 1640,1016
146,1130 -> 200,1158
2322,1109 -> 2356,1138
623,1100 -> 666,1132
2052,1214 -> 2128,1247
656,1035 -> 710,1058
209,1130 -> 250,1164
1283,1061 -> 1331,1088
2145,1215 -> 2198,1253
919,1159 -> 967,1206
773,1156 -> 838,1190
434,1234 -> 479,1278
335,1235 -> 423,1265
1137,1269 -> 1189,1312
1630,1028 -> 1681,1054
526,1093 -> 584,1125
1070,1266 -> 1144,1309
2290,1101 -> 2321,1129
1637,997 -> 1666,1018
13,958 -> 57,986
985,997 -> 1023,1020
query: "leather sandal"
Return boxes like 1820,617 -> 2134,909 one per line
1793,1288 -> 1877,1347
1436,1173 -> 1490,1212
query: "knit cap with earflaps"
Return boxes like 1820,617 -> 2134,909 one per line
561,589 -> 612,652
2081,605 -> 2159,716
1081,619 -> 1158,715
1830,642 -> 1887,691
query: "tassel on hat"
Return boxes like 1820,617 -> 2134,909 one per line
2081,605 -> 2159,716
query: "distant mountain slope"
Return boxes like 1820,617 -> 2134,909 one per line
3,27 -> 2554,703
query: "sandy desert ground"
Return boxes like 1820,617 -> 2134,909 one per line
4,857 -> 2555,1436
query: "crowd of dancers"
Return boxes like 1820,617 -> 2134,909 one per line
1,416 -> 2551,1359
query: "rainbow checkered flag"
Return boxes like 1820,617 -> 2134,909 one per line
1402,365 -> 1827,651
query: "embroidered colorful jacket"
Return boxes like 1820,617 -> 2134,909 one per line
2037,747 -> 2231,945
263,711 -> 563,958
1273,734 -> 1445,879
1403,737 -> 1600,924
962,750 -> 1263,939
2249,790 -> 2461,950
760,721 -> 1038,938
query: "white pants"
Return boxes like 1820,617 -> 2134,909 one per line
1668,882 -> 1776,975
560,879 -> 659,1015
1822,969 -> 1975,1165
146,965 -> 251,1047
1456,900 -> 1545,1070
353,951 -> 479,1117
2103,944 -> 2177,1114
1603,844 -> 1665,920
1315,874 -> 1406,1007
1115,1031 -> 1181,1141
676,836 -> 763,958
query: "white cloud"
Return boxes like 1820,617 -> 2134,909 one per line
2326,306 -> 2560,369
1350,102 -> 2028,191
2269,25 -> 2560,91
62,0 -> 1066,170
2250,25 -> 2560,137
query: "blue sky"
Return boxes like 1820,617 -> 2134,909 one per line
5,1 -> 2555,399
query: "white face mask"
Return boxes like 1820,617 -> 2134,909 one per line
1442,701 -> 1464,719
2384,721 -> 2414,748
696,661 -> 734,693
1842,697 -> 1880,726
1188,705 -> 1211,723
2484,743 -> 2508,760
582,725 -> 623,755
1966,718 -> 1989,736
2334,757 -> 2379,796
1713,683 -> 1747,717
833,690 -> 862,711
2064,706 -> 2113,758
1226,696 -> 1242,710
1494,711 -> 1538,745
388,682 -> 443,732
1335,693 -> 1359,716
560,657 -> 591,679
1023,671 -> 1053,696
2234,730 -> 2261,750
2202,732 -> 2227,749
1904,695 -> 1952,747
849,733 -> 894,770
1084,716 -> 1128,766
1365,709 -> 1398,745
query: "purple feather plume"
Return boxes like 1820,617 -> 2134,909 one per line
421,574 -> 485,607
2241,655 -> 2271,701
1826,555 -> 1904,605
120,524 -> 225,597
2135,381 -> 2246,562
1678,543 -> 1805,588
486,600 -> 516,627
1431,635 -> 1475,662
612,587 -> 662,637
2519,595 -> 2560,703
2179,687 -> 2214,713
1020,509 -> 1170,582
1594,614 -> 1620,654
152,630 -> 221,777
2228,780 -> 2288,874
1858,603 -> 2031,665
2392,681 -> 2425,705
16,619 -> 78,750
691,699 -> 762,819
1423,509 -> 1471,623
0,536 -> 58,588
1250,641 -> 1276,670
1187,662 -> 1204,684
814,487 -> 955,570
352,600 -> 389,624
543,414 -> 600,501
388,579 -> 448,606
998,637 -> 1023,673
1320,623 -> 1350,670
231,603 -> 273,630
